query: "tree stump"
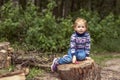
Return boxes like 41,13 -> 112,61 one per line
0,50 -> 8,68
0,42 -> 13,68
57,58 -> 101,80
0,42 -> 10,50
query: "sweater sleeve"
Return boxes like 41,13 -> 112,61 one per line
85,33 -> 91,57
70,34 -> 76,56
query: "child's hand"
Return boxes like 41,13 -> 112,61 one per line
86,57 -> 91,60
72,55 -> 76,63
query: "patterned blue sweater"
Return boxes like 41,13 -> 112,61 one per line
70,31 -> 91,57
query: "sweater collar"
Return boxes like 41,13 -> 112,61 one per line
75,31 -> 85,36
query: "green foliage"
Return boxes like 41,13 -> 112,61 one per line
24,1 -> 56,51
25,2 -> 72,52
0,1 -> 21,41
98,14 -> 120,52
0,1 -> 120,53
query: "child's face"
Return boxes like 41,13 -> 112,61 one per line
74,21 -> 87,34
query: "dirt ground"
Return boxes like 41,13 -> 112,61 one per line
101,58 -> 120,80
34,58 -> 120,80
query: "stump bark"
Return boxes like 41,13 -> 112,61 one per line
57,58 -> 101,80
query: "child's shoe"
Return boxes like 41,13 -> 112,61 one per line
51,58 -> 59,72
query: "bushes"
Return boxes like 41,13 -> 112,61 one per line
0,1 -> 21,42
98,14 -> 120,52
24,1 -> 72,52
0,1 -> 120,52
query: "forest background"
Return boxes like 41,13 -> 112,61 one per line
0,0 -> 120,54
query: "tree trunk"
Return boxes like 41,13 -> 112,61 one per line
0,70 -> 25,80
57,58 -> 101,80
19,0 -> 27,10
115,0 -> 120,15
0,0 -> 4,6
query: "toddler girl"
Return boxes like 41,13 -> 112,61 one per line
51,18 -> 91,72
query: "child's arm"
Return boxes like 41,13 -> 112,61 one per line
70,34 -> 76,57
85,33 -> 91,57
70,33 -> 77,63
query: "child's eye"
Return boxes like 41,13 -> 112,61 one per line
82,26 -> 85,28
78,26 -> 81,28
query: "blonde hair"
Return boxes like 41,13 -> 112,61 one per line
73,18 -> 88,28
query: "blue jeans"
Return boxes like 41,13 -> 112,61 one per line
58,49 -> 86,64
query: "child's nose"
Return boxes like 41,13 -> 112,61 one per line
80,27 -> 82,30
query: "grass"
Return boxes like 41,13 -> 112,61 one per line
91,53 -> 120,66
26,67 -> 44,80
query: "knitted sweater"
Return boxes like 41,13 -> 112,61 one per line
70,31 -> 91,56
